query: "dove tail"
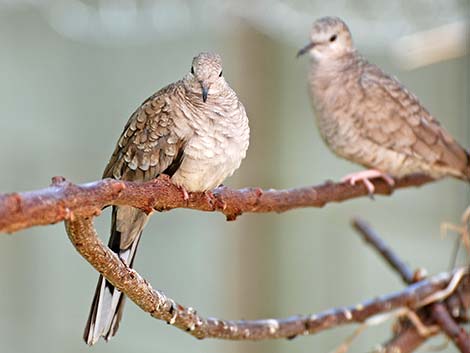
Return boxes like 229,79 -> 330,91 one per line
83,207 -> 144,345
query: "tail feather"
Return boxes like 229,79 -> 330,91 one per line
83,274 -> 121,344
83,206 -> 147,345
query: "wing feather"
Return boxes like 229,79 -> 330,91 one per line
357,64 -> 469,178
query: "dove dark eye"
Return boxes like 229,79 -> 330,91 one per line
330,34 -> 337,42
219,70 -> 223,77
191,66 -> 194,74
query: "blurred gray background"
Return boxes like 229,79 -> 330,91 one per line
0,1 -> 468,352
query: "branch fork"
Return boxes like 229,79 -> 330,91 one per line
1,174 -> 467,352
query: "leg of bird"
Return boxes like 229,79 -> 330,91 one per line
341,169 -> 395,194
203,190 -> 227,210
158,174 -> 189,201
180,186 -> 189,201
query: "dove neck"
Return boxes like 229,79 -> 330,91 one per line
309,51 -> 364,94
184,85 -> 237,109
310,50 -> 360,81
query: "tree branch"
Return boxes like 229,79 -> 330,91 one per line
2,174 -> 465,350
352,218 -> 416,284
65,215 -> 468,342
379,324 -> 429,353
431,303 -> 470,353
353,218 -> 470,353
0,174 -> 433,234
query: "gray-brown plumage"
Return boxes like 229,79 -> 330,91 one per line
298,17 -> 470,191
84,52 -> 249,345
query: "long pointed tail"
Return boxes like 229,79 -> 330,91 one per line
83,206 -> 148,345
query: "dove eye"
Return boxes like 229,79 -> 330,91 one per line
329,34 -> 337,42
191,66 -> 195,75
218,70 -> 223,77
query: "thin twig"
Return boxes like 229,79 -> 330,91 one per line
352,218 -> 415,284
0,174 -> 434,234
417,267 -> 468,307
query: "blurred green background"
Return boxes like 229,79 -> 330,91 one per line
0,1 -> 468,353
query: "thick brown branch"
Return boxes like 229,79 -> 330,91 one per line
0,174 -> 433,234
65,215 -> 467,341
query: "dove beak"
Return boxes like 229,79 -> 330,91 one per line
297,42 -> 315,57
200,82 -> 209,102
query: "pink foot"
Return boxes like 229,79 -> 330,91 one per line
341,169 -> 395,194
179,186 -> 189,201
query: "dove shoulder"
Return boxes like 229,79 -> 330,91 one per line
103,81 -> 190,183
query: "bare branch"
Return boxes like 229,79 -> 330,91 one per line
0,174 -> 433,234
353,218 -> 470,353
3,174 -> 466,350
352,218 -> 416,284
380,324 -> 429,353
431,303 -> 470,353
65,215 -> 467,341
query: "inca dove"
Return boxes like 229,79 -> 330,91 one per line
84,52 -> 250,345
298,17 -> 470,193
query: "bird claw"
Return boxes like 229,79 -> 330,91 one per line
205,190 -> 226,210
341,169 -> 395,196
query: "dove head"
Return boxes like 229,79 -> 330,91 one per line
184,52 -> 226,103
297,17 -> 354,61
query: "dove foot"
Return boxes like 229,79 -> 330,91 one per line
178,185 -> 189,201
341,169 -> 395,195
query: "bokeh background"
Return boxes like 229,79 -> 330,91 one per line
0,1 -> 469,352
